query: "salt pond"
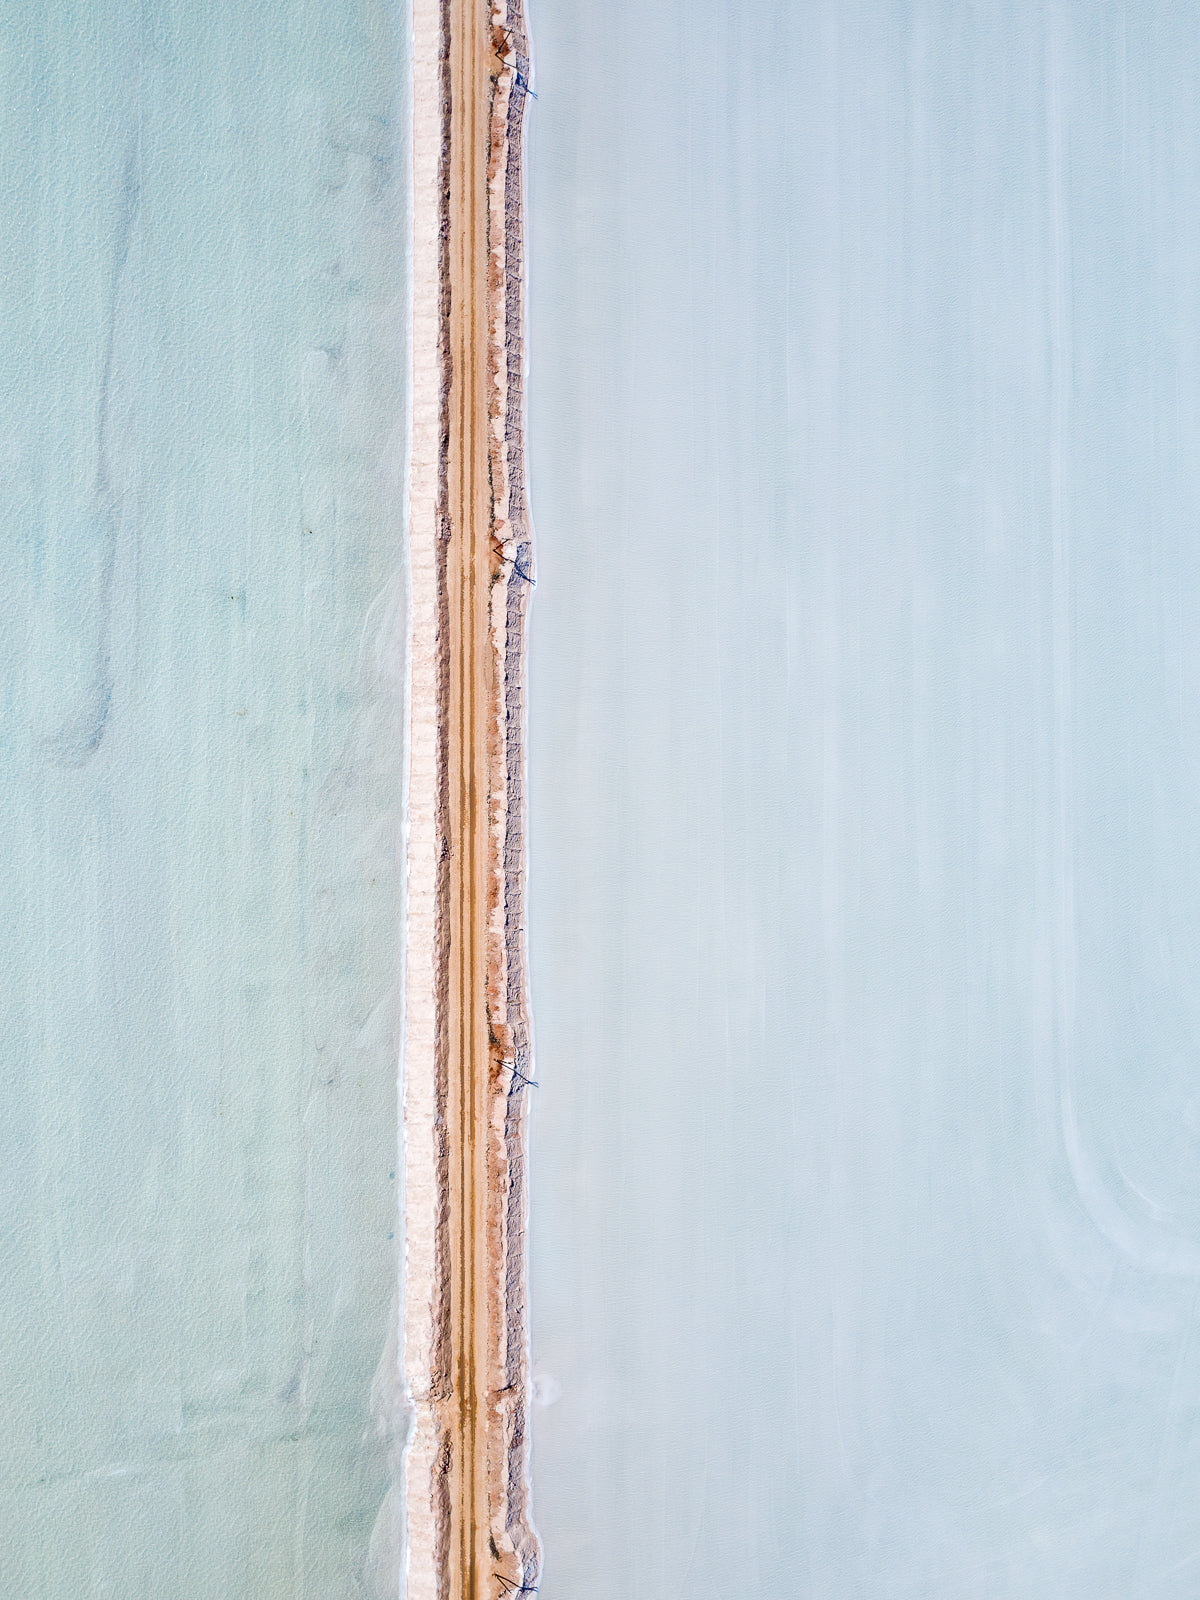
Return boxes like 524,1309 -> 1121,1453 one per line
0,4 -> 408,1593
525,3 -> 1200,1595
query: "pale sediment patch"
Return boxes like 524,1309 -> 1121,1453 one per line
399,0 -> 448,1594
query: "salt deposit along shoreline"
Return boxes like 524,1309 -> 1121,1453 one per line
402,3 -> 538,1596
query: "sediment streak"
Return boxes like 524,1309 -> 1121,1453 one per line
404,1 -> 538,1597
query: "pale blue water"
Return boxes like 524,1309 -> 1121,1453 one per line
525,3 -> 1200,1596
0,3 -> 408,1594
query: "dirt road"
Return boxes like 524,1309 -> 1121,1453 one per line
404,2 -> 538,1596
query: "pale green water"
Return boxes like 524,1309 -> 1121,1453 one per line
0,3 -> 408,1594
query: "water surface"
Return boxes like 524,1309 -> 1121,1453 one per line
526,4 -> 1200,1595
0,3 -> 408,1593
